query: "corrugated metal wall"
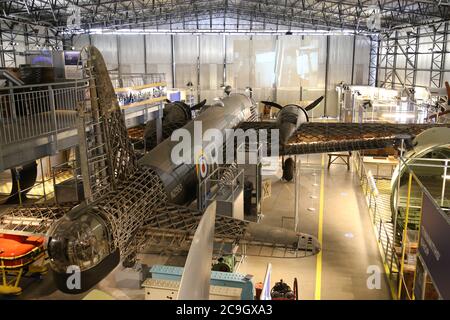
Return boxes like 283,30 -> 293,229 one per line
73,33 -> 370,117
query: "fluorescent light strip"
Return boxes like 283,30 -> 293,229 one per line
64,28 -> 375,36
381,113 -> 416,119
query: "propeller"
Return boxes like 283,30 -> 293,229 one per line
261,101 -> 283,110
304,96 -> 324,111
165,98 -> 207,112
191,99 -> 207,111
261,95 -> 324,112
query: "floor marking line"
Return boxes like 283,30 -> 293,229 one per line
314,154 -> 325,300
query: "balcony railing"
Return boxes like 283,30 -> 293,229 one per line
109,72 -> 166,88
0,80 -> 89,145
0,73 -> 167,147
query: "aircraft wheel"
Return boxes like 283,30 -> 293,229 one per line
282,158 -> 294,182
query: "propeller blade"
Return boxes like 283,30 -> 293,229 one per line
191,99 -> 207,111
304,96 -> 324,111
261,101 -> 283,110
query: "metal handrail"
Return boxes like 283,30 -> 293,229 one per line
353,152 -> 400,278
354,148 -> 449,300
0,81 -> 89,145
109,73 -> 166,89
0,79 -> 89,91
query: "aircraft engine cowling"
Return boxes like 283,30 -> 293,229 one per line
276,104 -> 309,145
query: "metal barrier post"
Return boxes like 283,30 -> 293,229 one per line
411,191 -> 424,300
393,139 -> 405,246
441,160 -> 448,207
15,169 -> 22,206
389,237 -> 395,274
294,155 -> 300,232
378,218 -> 382,239
397,172 -> 413,299
48,85 -> 58,151
39,158 -> 47,200
9,88 -> 18,143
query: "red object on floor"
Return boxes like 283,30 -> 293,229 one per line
0,234 -> 45,268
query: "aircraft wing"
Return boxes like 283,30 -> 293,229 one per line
283,122 -> 450,155
236,121 -> 450,155
0,204 -> 71,236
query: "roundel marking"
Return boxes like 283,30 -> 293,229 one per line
198,155 -> 208,179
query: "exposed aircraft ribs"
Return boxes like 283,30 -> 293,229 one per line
237,122 -> 450,155
284,123 -> 450,155
90,168 -> 168,260
0,205 -> 71,236
139,204 -> 319,259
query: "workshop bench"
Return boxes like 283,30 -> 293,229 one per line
327,152 -> 351,170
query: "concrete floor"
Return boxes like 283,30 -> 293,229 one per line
2,153 -> 391,300
236,153 -> 391,300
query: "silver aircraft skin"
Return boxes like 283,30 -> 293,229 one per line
140,94 -> 255,204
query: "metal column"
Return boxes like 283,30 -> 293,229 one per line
223,34 -> 227,86
197,34 -> 201,103
116,35 -> 123,87
294,156 -> 300,232
323,35 -> 330,117
143,35 -> 148,75
351,35 -> 356,85
171,34 -> 176,88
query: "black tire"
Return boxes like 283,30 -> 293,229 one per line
282,158 -> 294,182
5,161 -> 38,204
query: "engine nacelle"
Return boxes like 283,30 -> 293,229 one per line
276,104 -> 309,145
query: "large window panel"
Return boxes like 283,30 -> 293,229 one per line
200,35 -> 224,102
118,35 -> 145,74
14,34 -> 26,66
276,35 -> 302,106
145,34 -> 172,87
72,34 -> 90,50
90,35 -> 118,71
326,35 -> 354,117
416,28 -> 434,87
277,35 -> 326,116
251,35 -> 276,102
353,35 -> 371,85
226,35 -> 252,93
416,71 -> 431,87
174,35 -> 198,91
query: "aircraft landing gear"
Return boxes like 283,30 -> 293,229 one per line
282,157 -> 294,182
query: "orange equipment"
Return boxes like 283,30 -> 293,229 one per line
0,234 -> 47,295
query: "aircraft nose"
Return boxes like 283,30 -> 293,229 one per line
46,211 -> 119,293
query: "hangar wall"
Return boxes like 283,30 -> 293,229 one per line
0,22 -> 64,68
377,22 -> 450,90
73,34 -> 371,118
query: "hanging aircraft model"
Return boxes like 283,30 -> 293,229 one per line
1,46 -> 449,295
